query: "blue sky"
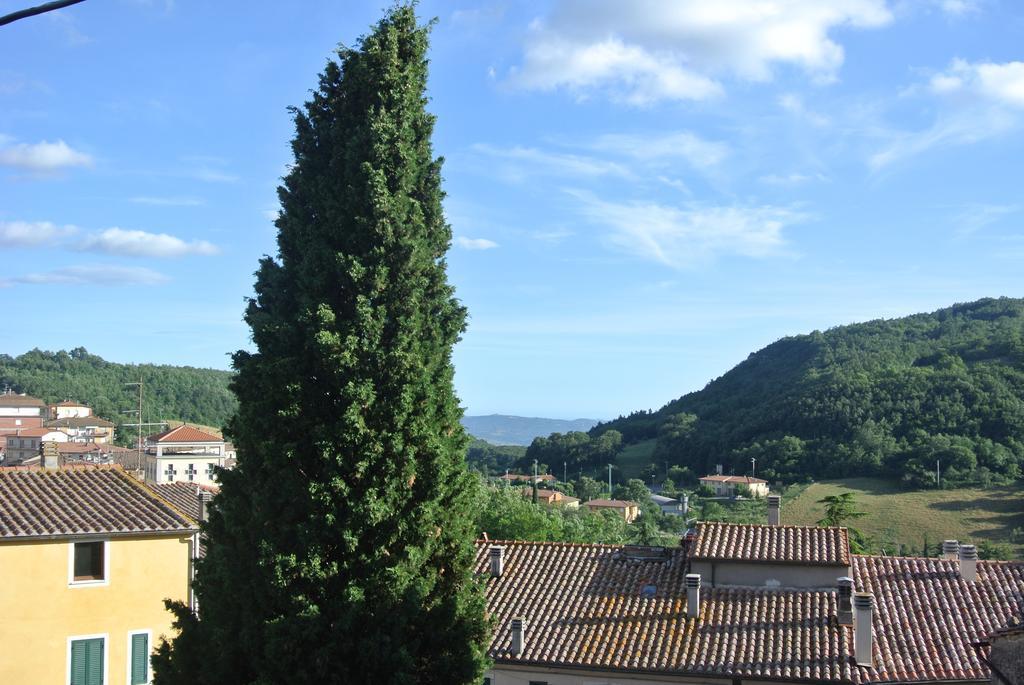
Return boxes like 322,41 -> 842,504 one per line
1,1 -> 1022,419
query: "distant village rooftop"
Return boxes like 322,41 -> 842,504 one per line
147,425 -> 222,443
699,474 -> 768,485
690,520 -> 851,566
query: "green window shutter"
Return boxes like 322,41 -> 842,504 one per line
130,633 -> 148,684
70,637 -> 104,685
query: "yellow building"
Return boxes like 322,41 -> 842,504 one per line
0,465 -> 198,685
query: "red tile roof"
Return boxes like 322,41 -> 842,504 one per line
145,481 -> 218,522
690,521 -> 851,566
5,428 -> 50,438
0,465 -> 196,538
700,474 -> 768,484
852,554 -> 1024,683
0,394 -> 45,408
147,424 -> 222,443
477,540 -> 856,682
584,498 -> 638,508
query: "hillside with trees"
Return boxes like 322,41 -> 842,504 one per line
535,297 -> 1024,489
0,348 -> 237,434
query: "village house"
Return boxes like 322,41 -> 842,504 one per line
144,425 -> 227,486
0,391 -> 45,435
523,487 -> 580,509
3,426 -> 66,465
476,499 -> 1024,685
0,465 -> 198,685
583,498 -> 640,522
49,400 -> 94,420
46,415 -> 116,444
651,493 -> 688,516
699,473 -> 770,497
500,472 -> 556,485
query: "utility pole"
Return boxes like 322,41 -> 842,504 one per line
751,457 -> 756,479
532,459 -> 539,505
607,463 -> 612,497
563,461 -> 567,483
936,459 -> 941,489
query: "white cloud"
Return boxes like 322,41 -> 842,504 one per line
568,190 -> 801,268
129,196 -> 204,206
872,59 -> 1024,168
472,143 -> 632,179
777,93 -> 831,126
0,265 -> 169,288
759,172 -> 828,185
590,131 -> 728,168
0,139 -> 92,172
509,0 -> 892,104
936,0 -> 979,16
951,203 -> 1018,237
0,221 -> 77,247
79,227 -> 220,258
192,167 -> 239,183
455,236 -> 499,250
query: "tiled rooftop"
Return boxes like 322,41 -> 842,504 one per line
477,540 -> 855,682
700,474 -> 768,484
584,498 -> 637,507
45,416 -> 115,428
0,394 -> 45,408
146,481 -> 218,521
478,539 -> 1024,684
147,425 -> 222,443
690,521 -> 851,566
0,466 -> 196,538
852,554 -> 1024,683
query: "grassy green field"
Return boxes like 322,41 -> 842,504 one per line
616,439 -> 657,480
784,477 -> 1024,557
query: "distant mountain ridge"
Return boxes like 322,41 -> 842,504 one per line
461,414 -> 599,446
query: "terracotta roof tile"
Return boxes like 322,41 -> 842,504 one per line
700,474 -> 768,484
145,481 -> 218,522
0,394 -> 45,408
584,499 -> 638,508
691,521 -> 851,566
45,416 -> 115,429
477,540 -> 855,682
147,424 -> 222,443
852,554 -> 1024,683
0,466 -> 196,538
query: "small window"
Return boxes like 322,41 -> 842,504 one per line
69,636 -> 104,685
73,541 -> 105,582
129,632 -> 149,684
482,679 -> 491,685
528,681 -> 549,685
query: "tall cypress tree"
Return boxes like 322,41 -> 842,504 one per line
153,6 -> 489,683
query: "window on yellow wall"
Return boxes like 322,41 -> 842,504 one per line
73,541 -> 105,582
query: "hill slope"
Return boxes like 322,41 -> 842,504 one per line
461,414 -> 598,446
591,297 -> 1024,487
0,348 -> 237,435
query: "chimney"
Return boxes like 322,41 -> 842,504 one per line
681,493 -> 689,516
510,618 -> 525,656
837,576 -> 854,626
42,442 -> 60,470
958,544 -> 977,581
196,490 -> 212,524
853,592 -> 873,666
685,573 -> 701,618
942,540 -> 959,560
489,545 -> 505,578
715,464 -> 723,476
767,494 -> 781,526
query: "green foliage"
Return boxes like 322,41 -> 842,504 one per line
594,297 -> 1024,487
473,480 -> 627,544
153,8 -> 487,684
816,493 -> 867,527
465,438 -> 526,475
523,429 -> 622,475
0,347 -> 236,441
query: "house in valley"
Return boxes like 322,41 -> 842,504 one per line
144,425 -> 226,486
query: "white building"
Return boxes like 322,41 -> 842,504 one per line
0,392 -> 45,435
144,425 -> 226,486
48,400 -> 93,420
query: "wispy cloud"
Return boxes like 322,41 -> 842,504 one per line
0,265 -> 169,288
589,131 -> 728,168
568,190 -> 802,268
129,196 -> 204,207
78,228 -> 220,258
0,139 -> 93,172
472,143 -> 631,180
455,236 -> 499,250
191,167 -> 239,183
951,203 -> 1018,237
759,172 -> 828,185
508,1 -> 892,104
0,221 -> 77,248
872,58 -> 1024,168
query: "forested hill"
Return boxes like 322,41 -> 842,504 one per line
586,297 -> 1024,487
0,348 -> 237,433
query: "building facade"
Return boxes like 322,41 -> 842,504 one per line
0,392 -> 45,435
144,425 -> 226,486
0,466 -> 197,685
46,416 -> 116,444
698,474 -> 770,498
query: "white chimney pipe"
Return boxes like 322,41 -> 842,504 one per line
942,540 -> 959,560
685,573 -> 701,618
837,576 -> 854,626
959,544 -> 977,581
767,494 -> 781,526
854,592 -> 873,666
510,618 -> 525,656
489,546 -> 505,578
715,464 -> 723,476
